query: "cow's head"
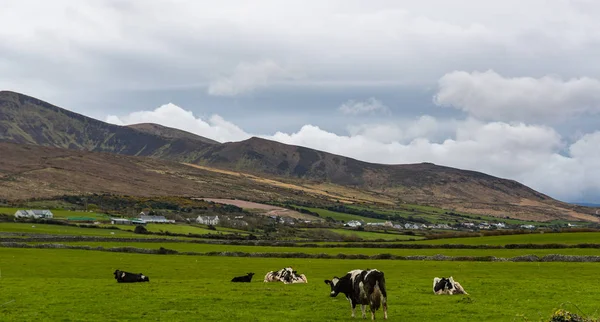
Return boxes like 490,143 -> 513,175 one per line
139,273 -> 150,282
434,277 -> 453,292
247,272 -> 255,277
324,277 -> 341,297
113,270 -> 121,280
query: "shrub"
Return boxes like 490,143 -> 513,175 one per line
134,225 -> 149,234
548,309 -> 598,322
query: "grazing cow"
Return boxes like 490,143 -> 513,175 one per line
324,269 -> 388,320
231,272 -> 255,283
264,267 -> 308,284
432,276 -> 468,295
113,269 -> 150,283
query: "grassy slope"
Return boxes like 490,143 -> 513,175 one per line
294,206 -> 386,223
0,248 -> 598,321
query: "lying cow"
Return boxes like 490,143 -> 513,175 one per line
432,276 -> 468,295
264,267 -> 308,284
231,272 -> 255,283
325,269 -> 388,320
113,269 -> 150,283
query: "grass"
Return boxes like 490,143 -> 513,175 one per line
413,232 -> 600,245
293,206 -> 386,223
0,207 -> 111,220
109,223 -> 248,236
324,228 -> 416,241
0,222 -> 188,239
0,248 -> 599,321
26,241 -> 600,257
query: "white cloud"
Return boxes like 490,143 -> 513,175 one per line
207,60 -> 299,96
339,98 -> 390,115
107,103 -> 600,202
106,103 -> 250,143
434,70 -> 600,122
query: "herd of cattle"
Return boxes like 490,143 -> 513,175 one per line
113,267 -> 468,320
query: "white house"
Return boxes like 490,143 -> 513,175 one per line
14,210 -> 54,219
345,220 -> 362,228
197,215 -> 220,225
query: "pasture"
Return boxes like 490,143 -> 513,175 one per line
1,248 -> 599,321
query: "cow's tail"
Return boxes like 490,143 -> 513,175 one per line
370,283 -> 382,311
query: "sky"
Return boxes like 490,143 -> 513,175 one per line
2,0 -> 600,203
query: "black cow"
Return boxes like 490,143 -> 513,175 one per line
231,272 -> 255,283
113,269 -> 150,283
325,269 -> 388,320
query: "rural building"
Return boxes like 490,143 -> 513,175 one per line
196,215 -> 220,225
111,218 -> 132,225
404,223 -> 421,230
366,221 -> 393,227
14,210 -> 54,219
139,215 -> 174,223
345,220 -> 362,227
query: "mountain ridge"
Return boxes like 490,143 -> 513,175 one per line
1,90 -> 597,222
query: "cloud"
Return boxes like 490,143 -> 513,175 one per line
107,103 -> 600,202
434,70 -> 600,122
338,98 -> 390,115
106,103 -> 250,143
207,61 -> 298,96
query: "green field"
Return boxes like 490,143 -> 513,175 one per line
325,228 -> 417,241
110,223 -> 248,235
0,248 -> 598,321
26,241 -> 600,258
414,232 -> 600,245
0,207 -> 111,220
293,206 -> 386,223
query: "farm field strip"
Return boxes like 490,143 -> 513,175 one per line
22,241 -> 600,257
0,248 -> 598,321
412,232 -> 600,245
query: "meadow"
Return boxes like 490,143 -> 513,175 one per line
1,248 -> 599,321
3,221 -> 600,321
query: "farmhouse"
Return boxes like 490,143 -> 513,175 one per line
14,209 -> 54,219
345,220 -> 362,227
197,215 -> 220,225
111,218 -> 132,225
139,215 -> 174,223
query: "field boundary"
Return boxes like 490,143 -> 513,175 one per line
5,242 -> 600,262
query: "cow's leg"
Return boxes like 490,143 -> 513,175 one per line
382,296 -> 388,320
351,303 -> 356,318
361,304 -> 367,319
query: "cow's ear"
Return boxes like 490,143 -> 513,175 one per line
324,280 -> 331,285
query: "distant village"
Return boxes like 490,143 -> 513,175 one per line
11,208 -> 547,232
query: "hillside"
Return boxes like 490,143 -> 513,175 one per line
0,91 -> 215,161
127,123 -> 220,145
0,90 -> 598,222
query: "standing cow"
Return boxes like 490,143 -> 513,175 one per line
324,269 -> 388,320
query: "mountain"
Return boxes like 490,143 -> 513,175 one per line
127,123 -> 220,145
1,90 -> 598,222
0,91 -> 215,161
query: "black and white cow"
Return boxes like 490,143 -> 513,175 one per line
324,269 -> 388,320
113,269 -> 150,283
432,276 -> 468,295
264,267 -> 308,284
231,272 -> 255,283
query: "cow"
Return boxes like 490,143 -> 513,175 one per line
264,267 -> 308,284
432,276 -> 468,295
231,272 -> 255,283
324,269 -> 388,320
113,269 -> 150,283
